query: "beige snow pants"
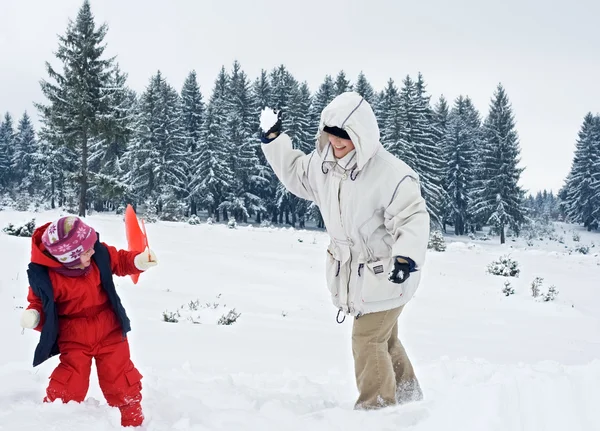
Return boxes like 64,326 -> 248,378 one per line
352,306 -> 423,409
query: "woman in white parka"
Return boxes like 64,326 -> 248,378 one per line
260,91 -> 430,409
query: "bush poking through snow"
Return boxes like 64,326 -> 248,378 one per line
543,285 -> 559,302
487,255 -> 520,277
188,215 -> 201,225
162,295 -> 240,325
531,277 -> 543,298
163,311 -> 180,323
2,219 -> 36,237
572,245 -> 589,255
206,217 -> 214,225
502,281 -> 515,296
227,217 -> 237,229
218,309 -> 241,326
428,230 -> 446,252
572,232 -> 580,242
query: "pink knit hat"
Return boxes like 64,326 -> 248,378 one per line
42,216 -> 97,268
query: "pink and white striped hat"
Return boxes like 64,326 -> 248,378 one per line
41,216 -> 97,268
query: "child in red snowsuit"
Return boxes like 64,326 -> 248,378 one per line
20,216 -> 157,428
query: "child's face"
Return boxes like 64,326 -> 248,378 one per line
80,248 -> 95,267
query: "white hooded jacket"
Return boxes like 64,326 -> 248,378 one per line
262,92 -> 430,317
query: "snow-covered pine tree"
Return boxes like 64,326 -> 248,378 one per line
223,60 -> 263,222
471,84 -> 526,243
88,64 -> 136,211
434,96 -> 451,229
376,79 -> 400,148
250,69 -> 275,224
354,72 -> 376,105
190,68 -> 233,222
590,117 -> 600,228
180,70 -> 205,215
11,112 -> 40,197
444,96 -> 477,235
36,0 -> 116,217
563,113 -> 600,230
412,73 -> 446,229
0,112 -> 15,190
124,71 -> 187,219
387,75 -> 444,228
333,70 -> 352,96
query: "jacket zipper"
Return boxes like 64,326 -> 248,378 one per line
338,174 -> 352,314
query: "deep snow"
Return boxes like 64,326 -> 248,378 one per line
1,209 -> 599,430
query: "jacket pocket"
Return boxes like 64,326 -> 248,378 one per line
360,258 -> 403,303
125,368 -> 143,387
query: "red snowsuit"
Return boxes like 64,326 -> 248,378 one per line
26,223 -> 144,427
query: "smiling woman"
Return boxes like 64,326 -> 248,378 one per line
323,126 -> 356,159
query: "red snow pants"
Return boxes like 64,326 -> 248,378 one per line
45,304 -> 144,427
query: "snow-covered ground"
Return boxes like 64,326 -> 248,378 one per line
1,209 -> 599,430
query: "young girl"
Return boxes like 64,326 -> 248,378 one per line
20,216 -> 157,427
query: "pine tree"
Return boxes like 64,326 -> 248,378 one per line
0,112 -> 15,189
250,69 -> 275,224
376,79 -> 400,147
354,72 -> 376,105
412,73 -> 446,229
12,112 -> 39,196
445,96 -> 476,235
471,84 -> 526,243
36,0 -> 116,216
191,68 -> 233,221
180,70 -> 205,215
333,70 -> 352,96
224,60 -> 262,222
88,64 -> 136,210
125,71 -> 187,218
563,113 -> 600,230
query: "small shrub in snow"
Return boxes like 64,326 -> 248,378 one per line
572,232 -> 580,242
206,217 -> 214,225
162,311 -> 180,323
260,220 -> 273,228
2,219 -> 36,237
428,230 -> 446,252
162,295 -> 239,325
227,217 -> 237,229
502,281 -> 515,296
479,234 -> 489,241
526,239 -> 534,247
188,215 -> 201,225
218,309 -> 241,325
468,232 -> 476,240
531,277 -> 543,298
543,285 -> 559,302
487,255 -> 520,277
573,245 -> 589,255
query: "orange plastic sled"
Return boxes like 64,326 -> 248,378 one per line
124,204 -> 148,284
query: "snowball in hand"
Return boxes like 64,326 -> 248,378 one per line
260,107 -> 279,133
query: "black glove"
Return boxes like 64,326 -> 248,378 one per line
388,257 -> 411,284
260,109 -> 283,143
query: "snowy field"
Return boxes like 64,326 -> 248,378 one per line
1,209 -> 599,430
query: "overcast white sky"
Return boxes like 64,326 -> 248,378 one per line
1,0 -> 599,194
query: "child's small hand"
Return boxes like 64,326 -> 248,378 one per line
20,309 -> 40,329
134,248 -> 158,271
